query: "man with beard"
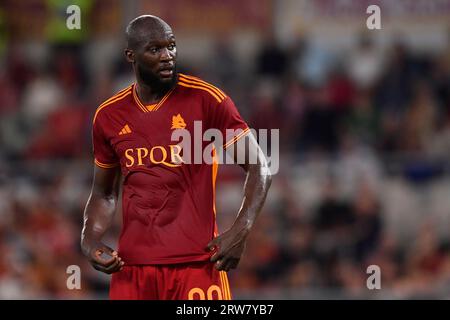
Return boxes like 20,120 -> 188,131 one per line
81,15 -> 272,300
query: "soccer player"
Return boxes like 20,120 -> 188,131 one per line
81,15 -> 272,300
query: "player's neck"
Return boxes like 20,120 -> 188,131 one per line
135,79 -> 176,105
135,82 -> 164,105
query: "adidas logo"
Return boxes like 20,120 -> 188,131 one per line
171,114 -> 186,129
119,124 -> 132,135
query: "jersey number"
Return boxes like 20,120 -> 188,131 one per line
188,285 -> 223,300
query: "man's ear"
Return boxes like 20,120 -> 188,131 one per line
125,49 -> 134,63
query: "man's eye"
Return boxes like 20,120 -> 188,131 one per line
168,44 -> 176,50
150,47 -> 159,53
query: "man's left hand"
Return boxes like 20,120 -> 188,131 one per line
206,226 -> 250,271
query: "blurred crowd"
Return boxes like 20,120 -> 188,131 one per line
1,0 -> 450,299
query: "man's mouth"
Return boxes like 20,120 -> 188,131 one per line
159,66 -> 174,77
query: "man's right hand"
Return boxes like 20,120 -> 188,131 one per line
81,240 -> 124,274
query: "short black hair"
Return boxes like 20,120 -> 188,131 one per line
125,15 -> 172,50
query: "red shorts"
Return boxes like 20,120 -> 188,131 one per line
109,261 -> 232,300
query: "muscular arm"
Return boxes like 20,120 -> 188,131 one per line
207,133 -> 272,271
81,166 -> 124,274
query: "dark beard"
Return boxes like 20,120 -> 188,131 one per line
136,63 -> 177,93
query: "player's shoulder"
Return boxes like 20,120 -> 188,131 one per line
93,84 -> 133,124
177,73 -> 228,104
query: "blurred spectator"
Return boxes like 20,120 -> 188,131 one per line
347,33 -> 385,90
374,42 -> 413,115
210,35 -> 240,89
293,38 -> 335,86
255,33 -> 288,78
300,86 -> 340,152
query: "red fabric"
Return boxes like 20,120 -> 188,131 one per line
92,75 -> 248,265
109,262 -> 232,300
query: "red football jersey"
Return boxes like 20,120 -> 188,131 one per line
92,74 -> 249,265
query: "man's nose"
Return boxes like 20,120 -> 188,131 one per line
160,48 -> 173,61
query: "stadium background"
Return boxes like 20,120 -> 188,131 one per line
0,0 -> 449,299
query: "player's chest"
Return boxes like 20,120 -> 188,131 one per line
109,101 -> 206,154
